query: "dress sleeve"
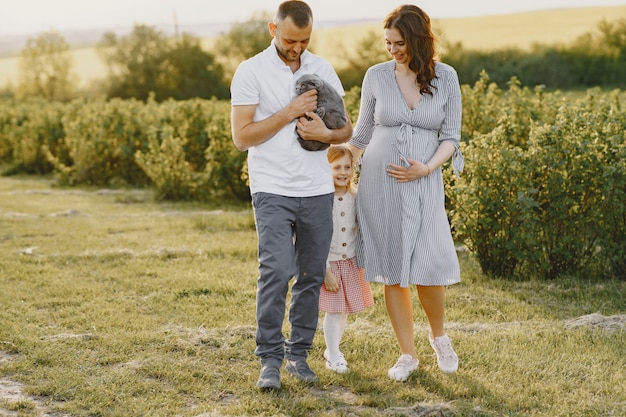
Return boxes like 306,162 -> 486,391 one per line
349,68 -> 377,150
439,67 -> 464,176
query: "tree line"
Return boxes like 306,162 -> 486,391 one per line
6,15 -> 626,102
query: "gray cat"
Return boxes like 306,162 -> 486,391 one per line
294,73 -> 348,151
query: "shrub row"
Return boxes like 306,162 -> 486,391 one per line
0,96 -> 247,201
449,74 -> 625,280
445,43 -> 626,91
0,76 -> 624,280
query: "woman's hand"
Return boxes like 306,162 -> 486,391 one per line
386,159 -> 430,182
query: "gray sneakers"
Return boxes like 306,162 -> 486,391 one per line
257,360 -> 281,391
285,359 -> 318,383
257,358 -> 318,390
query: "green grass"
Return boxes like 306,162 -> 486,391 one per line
0,175 -> 624,417
1,5 -> 626,89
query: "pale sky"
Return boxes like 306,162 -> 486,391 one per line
1,0 -> 625,35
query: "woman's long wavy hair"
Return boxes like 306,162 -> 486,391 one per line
384,5 -> 439,96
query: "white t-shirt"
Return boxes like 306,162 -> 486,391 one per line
230,41 -> 345,197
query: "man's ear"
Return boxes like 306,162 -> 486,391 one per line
268,22 -> 277,37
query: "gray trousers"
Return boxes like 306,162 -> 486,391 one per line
251,192 -> 333,363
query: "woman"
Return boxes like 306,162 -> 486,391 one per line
348,4 -> 463,382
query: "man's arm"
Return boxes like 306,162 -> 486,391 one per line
231,90 -> 319,151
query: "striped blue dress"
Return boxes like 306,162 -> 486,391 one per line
349,60 -> 462,288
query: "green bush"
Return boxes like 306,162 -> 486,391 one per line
459,71 -> 563,146
134,98 -> 248,201
46,98 -> 152,186
1,79 -> 623,280
204,107 -> 249,201
0,98 -> 67,175
135,125 -> 207,201
450,87 -> 626,280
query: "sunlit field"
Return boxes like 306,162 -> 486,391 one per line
312,5 -> 626,65
0,176 -> 624,416
1,5 -> 625,416
0,5 -> 625,88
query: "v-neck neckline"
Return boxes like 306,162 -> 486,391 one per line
393,63 -> 422,111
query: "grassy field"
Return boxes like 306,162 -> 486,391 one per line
312,5 -> 626,66
0,175 -> 624,417
1,5 -> 625,89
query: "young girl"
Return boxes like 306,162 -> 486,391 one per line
319,144 -> 374,374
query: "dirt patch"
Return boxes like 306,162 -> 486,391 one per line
0,352 -> 71,417
564,313 -> 626,332
384,402 -> 457,416
0,377 -> 25,403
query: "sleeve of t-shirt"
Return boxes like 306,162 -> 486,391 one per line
230,60 -> 259,106
317,62 -> 346,98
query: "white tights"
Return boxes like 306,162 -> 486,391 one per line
323,312 -> 348,362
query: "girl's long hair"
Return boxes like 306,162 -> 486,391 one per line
384,5 -> 438,96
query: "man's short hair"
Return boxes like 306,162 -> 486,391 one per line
276,1 -> 313,27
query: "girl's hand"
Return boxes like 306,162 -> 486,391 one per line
323,269 -> 340,292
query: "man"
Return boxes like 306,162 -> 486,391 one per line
230,1 -> 352,390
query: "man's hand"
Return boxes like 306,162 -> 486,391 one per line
296,111 -> 330,142
288,89 -> 318,121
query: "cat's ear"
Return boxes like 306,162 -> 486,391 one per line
311,76 -> 323,89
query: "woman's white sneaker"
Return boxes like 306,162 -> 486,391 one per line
429,334 -> 458,373
388,354 -> 419,381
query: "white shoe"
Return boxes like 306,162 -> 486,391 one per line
387,354 -> 419,381
324,350 -> 349,374
429,334 -> 459,373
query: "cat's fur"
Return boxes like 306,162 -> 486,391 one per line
294,73 -> 348,151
